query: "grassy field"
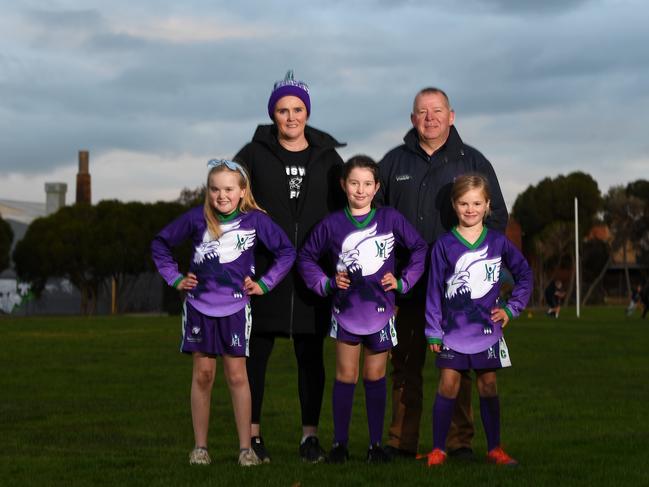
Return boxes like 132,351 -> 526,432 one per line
1,307 -> 648,486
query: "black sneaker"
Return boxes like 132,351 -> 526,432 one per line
251,436 -> 271,464
299,436 -> 326,463
327,443 -> 350,464
384,445 -> 417,459
447,447 -> 475,461
367,444 -> 391,464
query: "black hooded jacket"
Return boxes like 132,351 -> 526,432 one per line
376,125 -> 508,244
235,124 -> 345,335
376,125 -> 509,301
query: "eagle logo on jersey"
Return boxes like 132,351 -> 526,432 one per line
193,220 -> 256,265
445,246 -> 501,300
336,224 -> 395,277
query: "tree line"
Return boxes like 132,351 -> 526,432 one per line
512,173 -> 649,306
1,174 -> 647,314
8,200 -> 190,314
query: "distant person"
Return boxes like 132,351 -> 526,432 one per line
545,280 -> 566,318
626,284 -> 642,317
151,160 -> 296,466
297,156 -> 427,463
234,70 -> 345,463
641,281 -> 649,319
375,87 -> 508,459
421,174 -> 533,466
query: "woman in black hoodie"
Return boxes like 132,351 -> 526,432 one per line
235,70 -> 345,463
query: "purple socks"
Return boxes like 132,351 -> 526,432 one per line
432,393 -> 456,450
479,395 -> 501,451
333,380 -> 355,445
364,377 -> 386,445
333,377 -> 387,446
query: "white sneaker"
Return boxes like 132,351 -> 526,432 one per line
238,448 -> 261,467
189,447 -> 211,465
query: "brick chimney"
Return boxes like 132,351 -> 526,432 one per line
76,150 -> 91,204
45,182 -> 67,215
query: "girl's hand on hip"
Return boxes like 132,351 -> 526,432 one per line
335,271 -> 351,290
244,276 -> 263,295
491,308 -> 510,328
381,272 -> 398,291
177,272 -> 198,291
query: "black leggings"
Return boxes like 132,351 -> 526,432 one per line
247,332 -> 326,427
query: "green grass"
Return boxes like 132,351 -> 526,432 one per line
1,308 -> 648,486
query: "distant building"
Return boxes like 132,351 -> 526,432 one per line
0,198 -> 47,313
0,199 -> 47,257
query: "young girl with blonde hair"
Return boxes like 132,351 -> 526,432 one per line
422,173 -> 532,466
152,159 -> 295,466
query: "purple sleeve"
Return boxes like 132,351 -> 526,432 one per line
254,213 -> 296,292
392,210 -> 428,293
502,237 -> 533,318
296,220 -> 331,297
150,210 -> 194,287
425,240 -> 447,343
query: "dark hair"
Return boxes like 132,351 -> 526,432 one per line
342,154 -> 379,183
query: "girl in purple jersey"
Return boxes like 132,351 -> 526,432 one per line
151,160 -> 295,467
297,156 -> 427,464
421,174 -> 532,467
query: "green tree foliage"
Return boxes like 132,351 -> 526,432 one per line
582,184 -> 647,304
0,216 -> 14,273
12,201 -> 186,314
605,186 -> 645,290
512,172 -> 603,305
13,204 -> 100,313
177,185 -> 205,207
513,172 -> 602,246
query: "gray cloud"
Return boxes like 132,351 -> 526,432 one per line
1,1 -> 648,205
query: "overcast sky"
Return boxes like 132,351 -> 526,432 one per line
1,0 -> 648,209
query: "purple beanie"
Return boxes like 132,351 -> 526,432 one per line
267,70 -> 311,120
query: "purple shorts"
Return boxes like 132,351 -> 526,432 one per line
436,337 -> 512,370
329,315 -> 397,352
180,301 -> 251,357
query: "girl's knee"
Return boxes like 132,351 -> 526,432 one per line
438,382 -> 459,398
223,358 -> 248,389
477,373 -> 498,397
336,364 -> 359,383
193,368 -> 216,389
225,370 -> 248,389
438,370 -> 461,398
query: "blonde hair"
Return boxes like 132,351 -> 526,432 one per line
451,173 -> 491,217
203,165 -> 265,240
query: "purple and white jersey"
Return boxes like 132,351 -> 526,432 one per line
151,206 -> 295,317
425,227 -> 533,354
298,206 -> 427,335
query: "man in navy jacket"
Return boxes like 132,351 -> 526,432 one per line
376,87 -> 508,459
